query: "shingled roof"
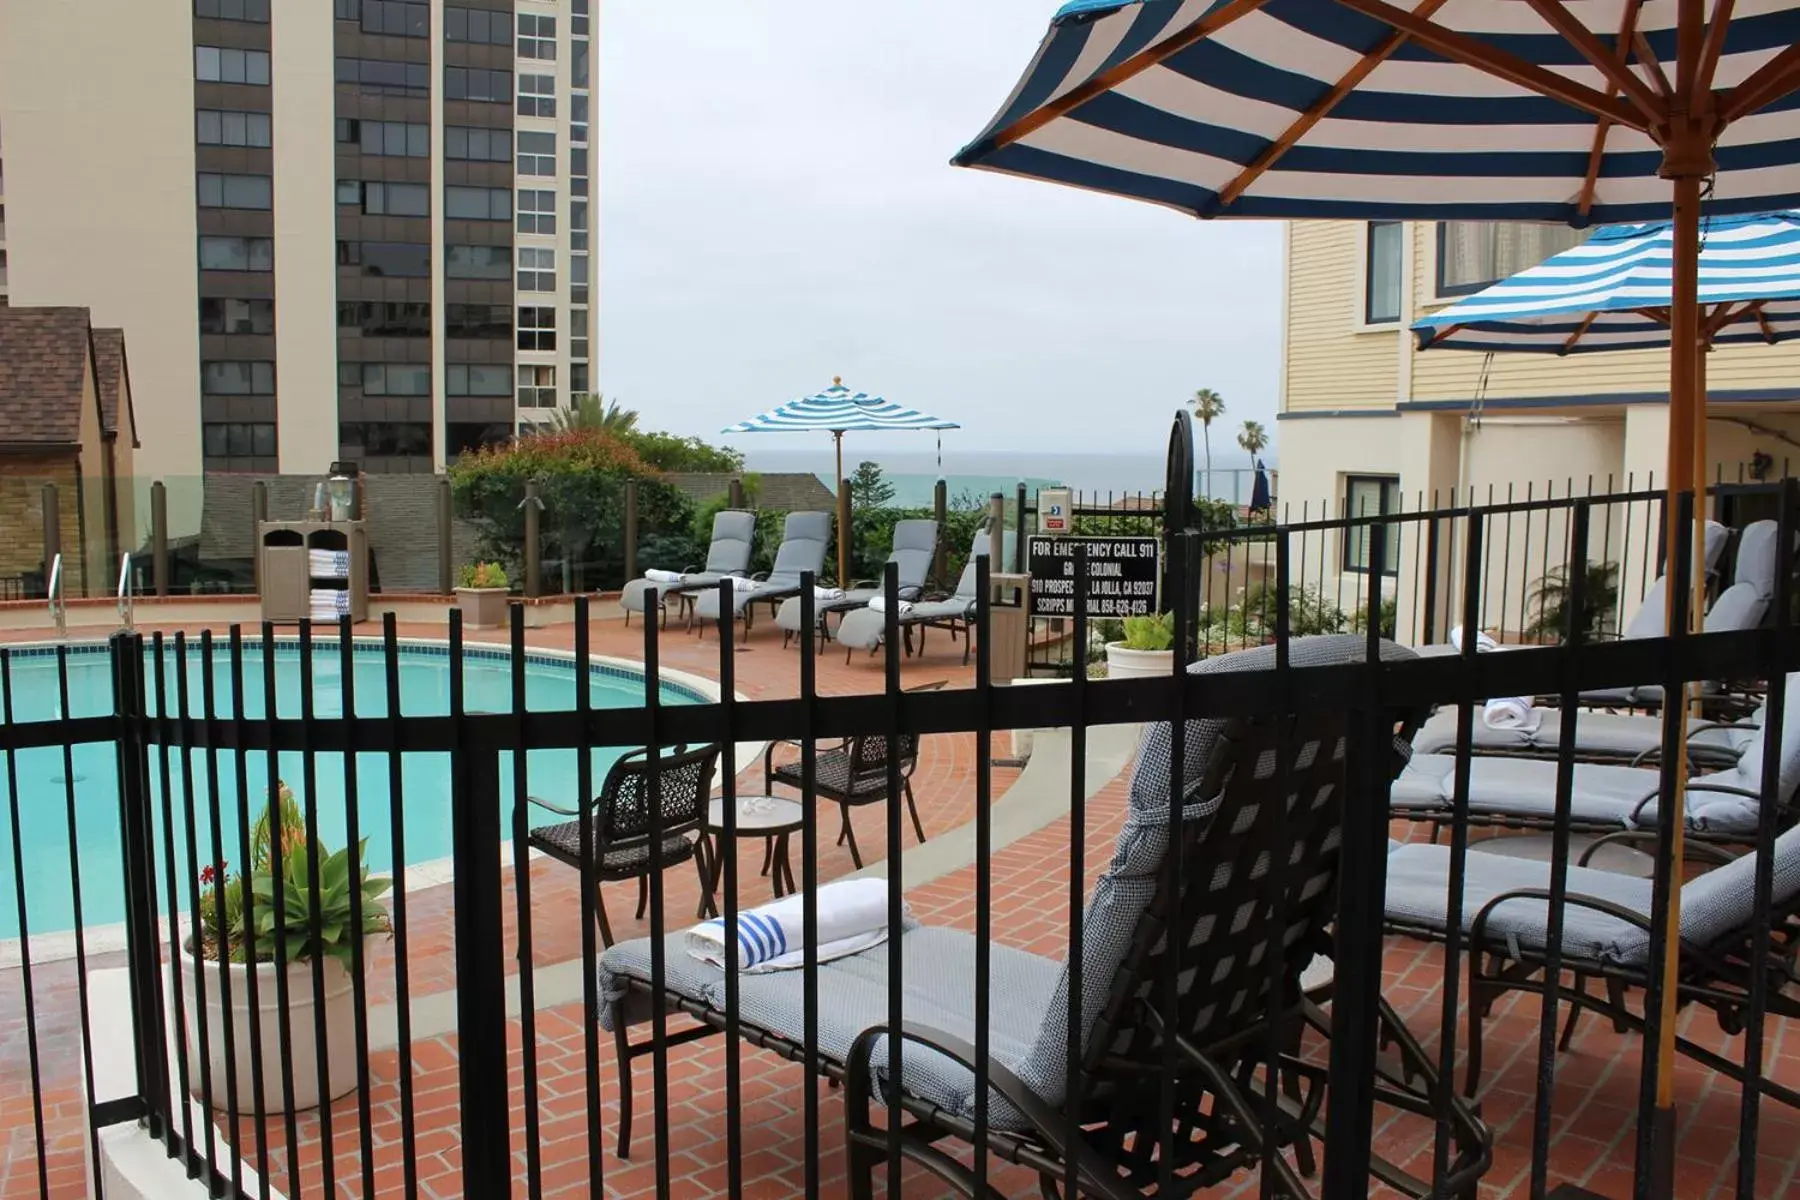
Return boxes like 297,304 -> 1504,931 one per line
661,471 -> 836,513
91,328 -> 139,447
0,307 -> 99,448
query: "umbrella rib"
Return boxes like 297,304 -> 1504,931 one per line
1578,0 -> 1647,217
1217,0 -> 1448,207
1562,311 -> 1600,351
1328,0 -> 1646,129
1630,30 -> 1674,101
1753,302 -> 1778,344
978,0 -> 1274,153
1694,0 -> 1737,97
1632,305 -> 1673,327
1719,40 -> 1800,124
1524,0 -> 1665,123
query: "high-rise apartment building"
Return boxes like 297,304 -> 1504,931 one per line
0,0 -> 592,480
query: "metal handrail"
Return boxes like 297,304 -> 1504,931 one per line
117,552 -> 134,631
47,553 -> 65,638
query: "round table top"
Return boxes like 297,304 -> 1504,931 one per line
706,794 -> 805,834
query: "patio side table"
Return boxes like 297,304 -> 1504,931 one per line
699,794 -> 804,908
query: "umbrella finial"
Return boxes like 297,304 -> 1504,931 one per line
833,375 -> 842,387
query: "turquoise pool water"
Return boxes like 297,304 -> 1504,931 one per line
0,641 -> 704,938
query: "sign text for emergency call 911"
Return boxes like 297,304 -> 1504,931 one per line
1026,536 -> 1161,618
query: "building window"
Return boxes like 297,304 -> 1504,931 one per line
570,147 -> 589,177
200,297 -> 275,334
347,362 -> 432,395
517,131 -> 556,177
337,241 -> 431,277
1364,221 -> 1402,325
445,304 -> 512,339
517,247 -> 555,292
445,126 -> 511,162
337,57 -> 431,97
195,46 -> 270,85
571,306 -> 588,360
1343,475 -> 1401,575
196,0 -> 271,20
569,363 -> 588,394
445,67 -> 511,103
334,0 -> 359,17
338,301 -> 430,337
198,172 -> 273,210
571,38 -> 589,88
517,189 -> 555,235
340,421 -> 432,460
202,360 -> 276,395
446,422 -> 511,459
518,73 -> 556,118
570,199 -> 587,251
1436,221 -> 1591,297
518,13 -> 556,58
444,5 -> 513,44
445,186 -> 512,221
570,94 -> 589,145
197,109 -> 272,148
447,364 -> 512,396
445,245 -> 511,280
572,0 -> 589,37
338,119 -> 429,158
339,180 -> 430,217
358,0 -> 428,37
199,236 -> 274,272
517,306 -> 556,351
517,365 -> 556,408
203,421 -> 277,463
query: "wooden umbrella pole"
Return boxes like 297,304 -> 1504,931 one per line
835,431 -> 849,586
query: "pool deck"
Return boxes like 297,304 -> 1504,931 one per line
1,612 -> 1798,1197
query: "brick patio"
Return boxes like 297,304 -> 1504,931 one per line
2,612 -> 1798,1197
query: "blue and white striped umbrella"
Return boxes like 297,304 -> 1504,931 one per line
1414,210 -> 1800,354
721,380 -> 959,435
953,1 -> 1800,225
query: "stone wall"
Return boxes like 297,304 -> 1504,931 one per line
0,455 -> 87,596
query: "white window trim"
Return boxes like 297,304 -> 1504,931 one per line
1350,220 -> 1405,335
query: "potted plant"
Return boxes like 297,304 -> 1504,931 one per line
181,783 -> 392,1113
1104,612 -> 1176,679
456,561 -> 512,629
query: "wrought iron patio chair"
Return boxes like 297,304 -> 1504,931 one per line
598,637 -> 1490,1196
525,742 -> 721,946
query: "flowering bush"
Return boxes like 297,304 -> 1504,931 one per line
194,783 -> 392,967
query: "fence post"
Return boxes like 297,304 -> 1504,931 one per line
987,492 -> 1004,578
110,631 -> 170,1137
437,476 -> 454,594
1014,482 -> 1028,572
728,477 -> 745,509
623,479 -> 639,585
523,481 -> 541,600
251,481 -> 268,594
452,737 -> 512,1192
41,482 -> 61,587
151,481 -> 169,597
932,478 -> 947,589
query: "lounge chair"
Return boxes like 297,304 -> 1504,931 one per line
1385,826 -> 1800,1108
598,637 -> 1490,1196
1580,518 -> 1778,709
832,530 -> 1017,665
1390,672 -> 1800,838
619,510 -> 756,628
525,743 -> 721,946
690,511 -> 831,637
772,518 -> 940,648
1410,704 -> 1757,769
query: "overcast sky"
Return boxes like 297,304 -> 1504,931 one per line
597,0 -> 1284,459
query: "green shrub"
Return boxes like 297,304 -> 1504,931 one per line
1121,612 -> 1175,651
458,561 -> 509,589
1352,596 -> 1398,638
619,430 -> 745,473
1526,561 -> 1619,641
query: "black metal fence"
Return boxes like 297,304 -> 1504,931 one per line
1,462 -> 1797,1198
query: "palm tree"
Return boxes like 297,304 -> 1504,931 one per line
1190,388 -> 1226,476
549,393 -> 639,434
1237,419 -> 1269,460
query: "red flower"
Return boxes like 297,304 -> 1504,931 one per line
199,864 -> 219,885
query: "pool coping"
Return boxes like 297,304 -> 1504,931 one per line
0,635 -> 759,968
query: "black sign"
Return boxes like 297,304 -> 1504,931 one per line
1027,536 -> 1161,617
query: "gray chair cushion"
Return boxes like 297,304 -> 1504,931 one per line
702,510 -> 757,575
1731,519 -> 1779,596
621,574 -> 725,614
888,519 -> 939,593
1411,706 -> 1751,768
692,511 -> 831,621
1391,753 -> 1662,826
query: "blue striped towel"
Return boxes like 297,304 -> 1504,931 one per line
685,878 -> 900,973
308,550 -> 352,578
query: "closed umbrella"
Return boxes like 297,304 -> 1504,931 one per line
1249,457 -> 1271,514
956,3 -> 1800,1192
723,378 -> 959,585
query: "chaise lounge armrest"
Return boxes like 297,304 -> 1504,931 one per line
1629,722 -> 1760,767
1579,830 -> 1739,868
1629,780 -> 1766,827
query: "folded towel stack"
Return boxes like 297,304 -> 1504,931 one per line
644,568 -> 685,584
1449,625 -> 1498,653
685,878 -> 902,973
1482,696 -> 1540,732
308,549 -> 351,579
868,596 -> 914,616
309,588 -> 351,623
813,586 -> 845,601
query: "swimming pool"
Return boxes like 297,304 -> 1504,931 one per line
0,640 -> 708,939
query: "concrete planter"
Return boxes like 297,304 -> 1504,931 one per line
179,943 -> 358,1114
1104,643 -> 1175,680
456,586 -> 511,630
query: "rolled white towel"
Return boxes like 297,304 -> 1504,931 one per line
685,878 -> 903,973
868,596 -> 914,616
1449,625 -> 1498,653
1482,696 -> 1541,732
644,568 -> 685,584
727,575 -> 760,591
814,586 -> 845,601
